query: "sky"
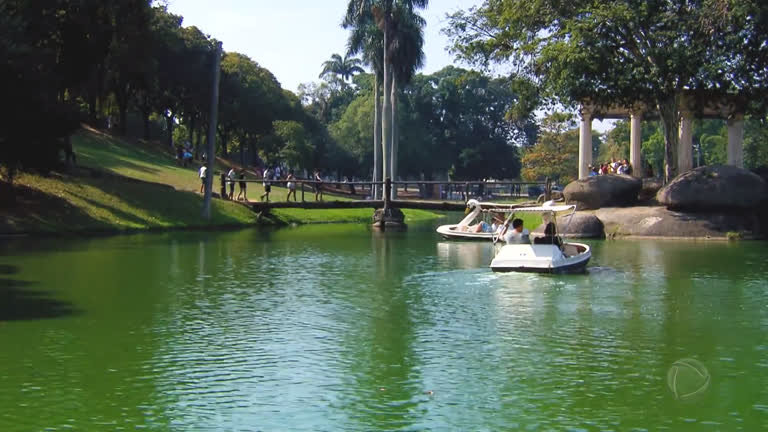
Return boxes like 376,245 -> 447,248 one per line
166,0 -> 481,93
165,0 -> 614,132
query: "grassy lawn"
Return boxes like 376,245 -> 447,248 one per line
1,170 -> 260,234
73,127 -> 356,203
0,128 -> 442,234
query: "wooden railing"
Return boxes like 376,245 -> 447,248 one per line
218,176 -> 551,204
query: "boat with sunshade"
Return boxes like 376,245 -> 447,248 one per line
490,204 -> 591,273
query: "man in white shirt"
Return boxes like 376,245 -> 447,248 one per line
199,165 -> 207,193
227,167 -> 237,199
504,218 -> 530,244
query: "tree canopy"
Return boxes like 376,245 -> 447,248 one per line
446,0 -> 768,181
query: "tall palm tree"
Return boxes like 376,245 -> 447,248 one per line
388,4 -> 425,199
344,0 -> 428,199
319,53 -> 365,82
346,9 -> 384,198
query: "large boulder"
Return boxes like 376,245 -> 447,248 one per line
533,212 -> 605,238
563,175 -> 642,210
657,165 -> 768,211
595,206 -> 761,238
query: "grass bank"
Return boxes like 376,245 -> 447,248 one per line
0,128 -> 442,235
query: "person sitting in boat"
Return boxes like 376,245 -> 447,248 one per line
503,218 -> 530,244
466,212 -> 505,233
490,213 -> 505,232
534,222 -> 563,247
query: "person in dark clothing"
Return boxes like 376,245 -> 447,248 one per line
236,170 -> 247,201
534,222 -> 562,247
219,172 -> 228,200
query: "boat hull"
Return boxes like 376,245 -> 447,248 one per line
436,224 -> 494,241
490,242 -> 591,273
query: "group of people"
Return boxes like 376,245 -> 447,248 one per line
197,164 -> 325,203
501,219 -> 562,247
175,142 -> 194,168
589,158 -> 632,176
464,214 -> 562,247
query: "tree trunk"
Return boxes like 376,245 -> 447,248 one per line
166,113 -> 174,147
188,116 -> 196,149
142,110 -> 151,141
197,124 -> 206,159
381,30 -> 392,189
239,138 -> 245,166
657,95 -> 680,184
390,74 -> 398,201
88,92 -> 97,125
373,72 -> 382,199
118,101 -> 128,136
219,130 -> 229,158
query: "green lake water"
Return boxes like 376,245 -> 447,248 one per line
1,219 -> 767,431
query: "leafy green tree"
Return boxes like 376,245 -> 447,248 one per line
1,0 -> 112,182
106,0 -> 153,136
330,92 -> 375,178
275,120 -> 314,172
399,67 -> 527,180
521,113 -> 579,184
744,117 -> 768,170
446,0 -> 768,183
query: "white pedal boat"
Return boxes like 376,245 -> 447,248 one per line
490,204 -> 591,273
436,199 -> 525,241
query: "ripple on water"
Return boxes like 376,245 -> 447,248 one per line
2,233 -> 768,430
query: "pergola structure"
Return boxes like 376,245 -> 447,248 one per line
578,91 -> 747,179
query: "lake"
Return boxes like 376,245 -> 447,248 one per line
1,220 -> 767,431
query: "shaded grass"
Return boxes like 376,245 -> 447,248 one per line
1,128 -> 442,234
0,170 -> 260,234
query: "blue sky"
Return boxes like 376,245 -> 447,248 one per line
166,0 -> 483,92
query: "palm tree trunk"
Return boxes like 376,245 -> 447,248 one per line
390,74 -> 398,200
166,113 -> 174,148
373,72 -> 382,199
381,32 -> 392,195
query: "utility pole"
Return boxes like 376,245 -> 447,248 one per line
202,42 -> 222,219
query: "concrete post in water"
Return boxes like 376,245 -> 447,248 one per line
727,113 -> 744,168
202,42 -> 222,219
384,178 -> 391,211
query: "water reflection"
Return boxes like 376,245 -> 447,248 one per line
0,229 -> 766,430
436,241 -> 495,270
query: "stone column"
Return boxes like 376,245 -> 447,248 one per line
579,108 -> 593,179
727,114 -> 744,168
678,110 -> 693,174
630,111 -> 643,177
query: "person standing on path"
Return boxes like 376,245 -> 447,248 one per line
286,172 -> 297,202
199,164 -> 207,193
260,167 -> 272,202
314,170 -> 324,202
236,169 -> 248,201
227,167 -> 237,200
